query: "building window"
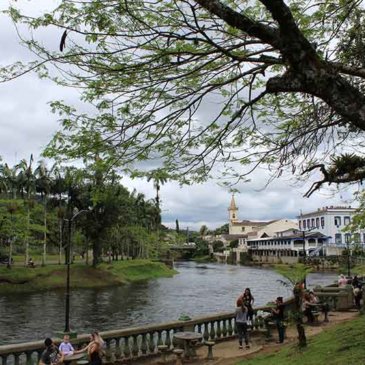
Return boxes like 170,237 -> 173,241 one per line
311,218 -> 315,228
334,216 -> 341,227
354,233 -> 360,243
241,227 -> 245,232
299,221 -> 301,230
321,217 -> 325,228
363,233 -> 365,244
307,219 -> 310,228
344,216 -> 351,225
345,233 -> 351,244
316,218 -> 319,228
335,234 -> 342,244
303,220 -> 307,229
232,214 -> 235,219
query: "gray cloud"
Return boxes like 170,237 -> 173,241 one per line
0,2 -> 358,232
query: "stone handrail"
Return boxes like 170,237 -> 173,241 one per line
0,308 -> 265,365
0,292 -> 348,365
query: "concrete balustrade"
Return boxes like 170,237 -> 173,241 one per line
0,290 -> 351,365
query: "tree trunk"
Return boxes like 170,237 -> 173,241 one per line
294,286 -> 307,347
25,208 -> 30,266
58,220 -> 62,265
42,202 -> 47,266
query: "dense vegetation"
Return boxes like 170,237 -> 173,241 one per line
0,156 -> 169,267
0,260 -> 175,294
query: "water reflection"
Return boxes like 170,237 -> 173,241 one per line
0,261 -> 337,345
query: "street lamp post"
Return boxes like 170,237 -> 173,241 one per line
346,239 -> 351,277
302,229 -> 307,289
64,208 -> 90,334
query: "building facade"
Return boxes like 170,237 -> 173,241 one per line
298,206 -> 364,246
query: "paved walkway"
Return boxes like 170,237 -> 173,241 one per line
126,310 -> 359,365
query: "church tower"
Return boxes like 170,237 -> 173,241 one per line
228,195 -> 239,223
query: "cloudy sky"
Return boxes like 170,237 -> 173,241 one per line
0,2 -> 359,231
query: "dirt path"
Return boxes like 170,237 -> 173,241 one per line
207,310 -> 359,365
129,310 -> 360,365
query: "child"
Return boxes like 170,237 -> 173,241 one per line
235,299 -> 250,349
59,334 -> 74,356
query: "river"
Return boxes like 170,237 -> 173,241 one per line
0,261 -> 338,345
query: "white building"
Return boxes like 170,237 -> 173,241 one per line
298,206 -> 364,246
228,195 -> 298,240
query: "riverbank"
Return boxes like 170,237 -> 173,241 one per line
0,260 -> 177,294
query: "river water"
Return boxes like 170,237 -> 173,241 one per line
0,261 -> 337,345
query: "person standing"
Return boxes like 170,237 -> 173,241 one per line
242,288 -> 255,324
235,299 -> 250,349
271,297 -> 285,344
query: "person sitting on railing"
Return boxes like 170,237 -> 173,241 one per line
39,338 -> 64,365
353,285 -> 363,310
74,331 -> 104,365
302,293 -> 315,323
308,290 -> 319,304
338,274 -> 348,287
59,335 -> 74,356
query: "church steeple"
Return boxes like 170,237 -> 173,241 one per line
228,195 -> 238,222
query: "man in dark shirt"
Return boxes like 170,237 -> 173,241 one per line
271,296 -> 285,343
39,338 -> 64,365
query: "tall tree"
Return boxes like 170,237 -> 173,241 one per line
5,1 -> 365,194
17,155 -> 36,266
35,160 -> 52,266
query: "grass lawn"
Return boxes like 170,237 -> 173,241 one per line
0,260 -> 177,294
236,314 -> 365,365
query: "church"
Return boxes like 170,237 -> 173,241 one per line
227,195 -> 298,243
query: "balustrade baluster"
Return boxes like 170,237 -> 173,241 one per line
123,336 -> 131,358
157,331 -> 163,347
25,352 -> 33,365
165,330 -> 171,348
105,339 -> 113,363
114,338 -> 122,359
36,351 -> 43,363
148,332 -> 155,353
216,320 -> 222,338
228,318 -> 233,336
222,319 -> 228,338
203,322 -> 209,342
132,335 -> 139,357
140,334 -> 148,354
209,321 -> 216,340
14,353 -> 20,365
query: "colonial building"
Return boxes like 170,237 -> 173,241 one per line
227,196 -> 334,263
298,206 -> 364,246
228,195 -> 298,241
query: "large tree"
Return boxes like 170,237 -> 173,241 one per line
3,1 -> 365,193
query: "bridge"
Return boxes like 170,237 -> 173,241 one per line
169,243 -> 196,251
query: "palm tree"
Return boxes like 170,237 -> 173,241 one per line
275,264 -> 312,348
200,225 -> 209,240
0,163 -> 20,199
147,170 -> 168,218
16,155 -> 36,266
35,160 -> 52,266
